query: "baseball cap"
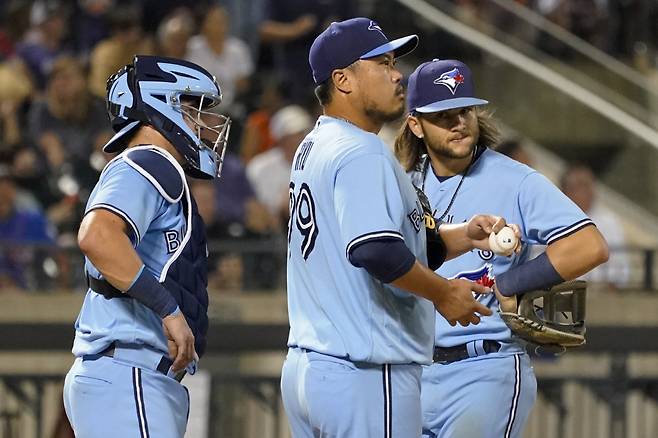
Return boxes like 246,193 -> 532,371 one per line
270,105 -> 313,142
407,59 -> 488,113
309,17 -> 418,84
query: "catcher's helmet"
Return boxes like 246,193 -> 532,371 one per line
103,55 -> 231,179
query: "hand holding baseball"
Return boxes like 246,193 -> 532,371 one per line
489,226 -> 521,256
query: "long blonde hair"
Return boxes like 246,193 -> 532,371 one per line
394,108 -> 501,172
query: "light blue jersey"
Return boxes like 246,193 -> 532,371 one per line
413,148 -> 592,348
415,147 -> 591,438
286,115 -> 435,365
72,146 -> 189,358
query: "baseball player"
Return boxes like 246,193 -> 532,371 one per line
394,59 -> 609,438
63,56 -> 231,438
281,19 -> 522,437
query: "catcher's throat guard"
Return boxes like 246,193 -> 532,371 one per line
500,280 -> 587,348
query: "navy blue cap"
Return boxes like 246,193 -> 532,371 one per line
407,59 -> 488,113
309,17 -> 418,84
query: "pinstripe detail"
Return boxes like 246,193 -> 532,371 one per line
346,231 -> 403,259
546,219 -> 594,244
382,364 -> 392,438
89,204 -> 141,245
132,367 -> 150,438
504,355 -> 521,438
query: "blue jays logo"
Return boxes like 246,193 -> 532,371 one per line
452,264 -> 495,288
368,21 -> 386,38
434,68 -> 465,95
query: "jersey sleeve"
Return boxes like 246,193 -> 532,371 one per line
334,152 -> 406,258
86,160 -> 164,245
517,172 -> 594,245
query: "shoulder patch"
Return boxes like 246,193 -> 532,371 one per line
124,148 -> 184,203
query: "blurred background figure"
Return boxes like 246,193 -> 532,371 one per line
155,8 -> 195,59
25,55 -> 111,243
239,77 -> 289,164
88,5 -> 149,98
495,138 -> 534,168
561,163 -> 630,288
258,0 -> 354,102
0,165 -> 54,290
15,0 -> 70,89
246,105 -> 313,227
186,5 -> 254,115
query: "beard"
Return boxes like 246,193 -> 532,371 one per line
426,136 -> 476,160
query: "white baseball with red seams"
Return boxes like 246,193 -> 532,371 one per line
489,226 -> 518,256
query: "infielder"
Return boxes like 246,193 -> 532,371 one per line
63,56 -> 231,437
282,19 -> 520,437
395,59 -> 609,438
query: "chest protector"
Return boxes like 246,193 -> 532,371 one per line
89,147 -> 210,357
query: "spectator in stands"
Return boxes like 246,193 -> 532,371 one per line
156,8 -> 195,59
495,138 -> 534,168
0,60 -> 33,161
239,77 -> 288,164
0,165 -> 54,290
259,0 -> 354,100
186,5 -> 254,113
26,56 -> 111,239
246,105 -> 313,226
191,179 -> 246,293
561,164 -> 630,288
213,152 -> 281,289
69,0 -> 113,58
14,0 -> 69,89
88,6 -> 150,99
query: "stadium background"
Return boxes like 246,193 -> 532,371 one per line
1,0 -> 658,437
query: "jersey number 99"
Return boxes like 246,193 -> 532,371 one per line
289,182 -> 319,260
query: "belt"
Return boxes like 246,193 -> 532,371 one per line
433,340 -> 501,364
86,274 -> 126,299
83,343 -> 186,382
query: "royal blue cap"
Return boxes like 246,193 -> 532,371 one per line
407,59 -> 488,113
309,17 -> 418,84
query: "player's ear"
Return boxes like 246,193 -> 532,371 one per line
331,68 -> 354,94
407,115 -> 424,139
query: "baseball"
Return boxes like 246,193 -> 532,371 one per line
489,226 -> 518,256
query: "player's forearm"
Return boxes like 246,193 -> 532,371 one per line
545,225 -> 609,280
78,211 -> 143,290
438,223 -> 474,260
390,260 -> 451,302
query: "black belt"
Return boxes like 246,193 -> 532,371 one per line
86,274 -> 126,299
433,340 -> 501,364
84,344 -> 186,382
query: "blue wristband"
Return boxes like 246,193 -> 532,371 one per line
126,267 -> 179,318
495,252 -> 564,297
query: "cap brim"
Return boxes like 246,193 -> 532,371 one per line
360,34 -> 418,60
102,121 -> 141,153
413,97 -> 489,113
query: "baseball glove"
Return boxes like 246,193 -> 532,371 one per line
499,280 -> 587,348
414,185 -> 447,271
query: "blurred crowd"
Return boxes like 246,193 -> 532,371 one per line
453,0 -> 658,72
0,0 -> 645,292
0,0 -> 355,291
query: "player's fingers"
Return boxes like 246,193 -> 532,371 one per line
470,282 -> 491,294
491,216 -> 506,233
458,317 -> 470,327
469,314 -> 481,325
473,302 -> 493,316
167,339 -> 178,361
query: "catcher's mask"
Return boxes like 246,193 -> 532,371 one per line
508,280 -> 587,348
